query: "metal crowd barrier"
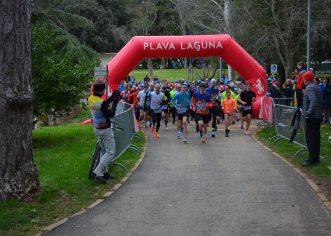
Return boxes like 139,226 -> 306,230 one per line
89,102 -> 143,176
112,102 -> 142,161
259,96 -> 307,157
273,97 -> 295,106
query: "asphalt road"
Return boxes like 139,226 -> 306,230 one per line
47,123 -> 331,236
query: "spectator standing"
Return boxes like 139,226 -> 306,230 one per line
88,80 -> 121,183
323,78 -> 331,124
302,71 -> 323,166
296,62 -> 307,107
283,79 -> 294,106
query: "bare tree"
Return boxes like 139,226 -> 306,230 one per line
240,0 -> 308,79
188,0 -> 331,80
170,0 -> 192,68
131,0 -> 157,78
0,1 -> 40,199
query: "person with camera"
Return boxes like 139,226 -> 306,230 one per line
295,62 -> 307,107
88,80 -> 121,183
302,71 -> 323,167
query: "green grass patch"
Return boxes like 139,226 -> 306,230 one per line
0,121 -> 145,236
316,73 -> 331,78
256,124 -> 331,176
131,68 -> 230,82
130,69 -> 329,82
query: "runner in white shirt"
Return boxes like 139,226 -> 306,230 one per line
150,84 -> 165,139
137,84 -> 149,126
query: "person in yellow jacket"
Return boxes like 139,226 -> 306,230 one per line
222,91 -> 237,137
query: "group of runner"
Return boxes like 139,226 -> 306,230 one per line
121,78 -> 256,143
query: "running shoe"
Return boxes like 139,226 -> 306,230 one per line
183,138 -> 188,144
154,132 -> 160,139
177,131 -> 181,139
150,126 -> 154,132
211,131 -> 215,138
103,172 -> 115,180
201,136 -> 206,143
245,130 -> 250,135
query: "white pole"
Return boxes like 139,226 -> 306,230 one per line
219,58 -> 222,81
307,0 -> 312,70
224,0 -> 232,82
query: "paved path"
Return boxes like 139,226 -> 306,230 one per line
48,123 -> 331,236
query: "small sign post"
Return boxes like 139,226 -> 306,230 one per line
94,66 -> 109,98
271,64 -> 278,75
94,67 -> 108,78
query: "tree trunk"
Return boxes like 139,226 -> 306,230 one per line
147,59 -> 154,79
0,0 -> 40,200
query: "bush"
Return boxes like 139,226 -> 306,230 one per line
32,23 -> 98,117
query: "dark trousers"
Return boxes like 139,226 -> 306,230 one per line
305,118 -> 322,162
170,107 -> 176,124
209,106 -> 217,130
152,111 -> 162,132
296,90 -> 303,108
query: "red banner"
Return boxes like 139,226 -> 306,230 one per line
259,96 -> 273,124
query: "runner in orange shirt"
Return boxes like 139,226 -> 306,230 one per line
222,91 -> 237,137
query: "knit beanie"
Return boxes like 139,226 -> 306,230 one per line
303,71 -> 314,81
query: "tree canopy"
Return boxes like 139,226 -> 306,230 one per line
32,0 -> 331,82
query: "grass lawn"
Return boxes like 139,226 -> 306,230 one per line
130,68 -> 229,82
256,124 -> 331,177
0,111 -> 145,236
130,69 -> 330,83
316,73 -> 331,78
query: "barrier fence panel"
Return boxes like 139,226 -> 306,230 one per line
258,96 -> 274,127
112,102 -> 136,159
259,96 -> 307,157
273,97 -> 295,106
89,102 -> 139,178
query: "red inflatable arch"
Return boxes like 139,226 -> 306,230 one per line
107,34 -> 266,117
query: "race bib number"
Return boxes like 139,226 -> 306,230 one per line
160,105 -> 168,110
196,103 -> 207,111
243,105 -> 252,111
153,107 -> 162,113
176,107 -> 187,114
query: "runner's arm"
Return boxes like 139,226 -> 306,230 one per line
237,95 -> 246,105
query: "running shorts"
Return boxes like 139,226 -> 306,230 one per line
195,113 -> 209,124
241,105 -> 252,116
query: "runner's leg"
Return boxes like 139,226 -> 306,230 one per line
156,113 -> 161,132
246,114 -> 252,134
183,115 -> 188,139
